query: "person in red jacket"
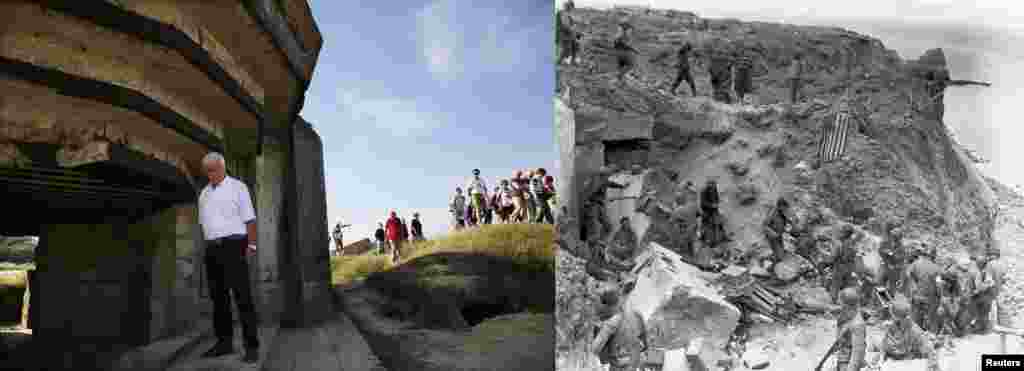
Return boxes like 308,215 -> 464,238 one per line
385,212 -> 403,263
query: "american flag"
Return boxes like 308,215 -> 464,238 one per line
818,94 -> 854,164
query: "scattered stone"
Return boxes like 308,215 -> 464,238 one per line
721,265 -> 748,277
743,347 -> 772,369
750,265 -> 772,277
626,244 -> 741,366
736,183 -> 760,205
749,313 -> 775,324
772,252 -> 813,282
726,161 -> 750,177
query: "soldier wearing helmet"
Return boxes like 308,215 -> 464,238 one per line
945,254 -> 981,336
814,287 -> 866,371
903,242 -> 942,333
975,248 -> 1007,333
876,295 -> 939,371
878,223 -> 909,294
830,224 -> 860,302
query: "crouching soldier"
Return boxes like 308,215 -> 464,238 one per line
592,287 -> 648,371
814,287 -> 866,371
874,295 -> 940,371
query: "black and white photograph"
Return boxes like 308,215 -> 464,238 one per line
555,0 -> 1024,370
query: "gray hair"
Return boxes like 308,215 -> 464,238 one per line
202,152 -> 226,167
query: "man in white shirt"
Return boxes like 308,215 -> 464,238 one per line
466,169 -> 489,227
197,152 -> 260,363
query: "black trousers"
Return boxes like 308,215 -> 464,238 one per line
205,236 -> 260,349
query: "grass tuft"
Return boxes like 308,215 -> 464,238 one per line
331,223 -> 554,286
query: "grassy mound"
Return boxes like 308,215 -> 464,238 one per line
330,223 -> 554,286
336,224 -> 556,371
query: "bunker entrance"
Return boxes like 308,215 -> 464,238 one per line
0,141 -> 196,370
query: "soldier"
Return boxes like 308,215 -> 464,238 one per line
556,3 -> 580,66
732,44 -> 756,103
556,206 -> 581,255
705,40 -> 735,103
670,199 -> 701,260
763,197 -> 791,262
830,225 -> 860,303
935,266 -> 961,336
564,0 -> 575,11
592,287 -> 648,371
613,22 -> 640,82
606,217 -> 640,271
975,249 -> 1007,333
581,169 -> 628,244
875,295 -> 940,371
878,224 -> 908,295
904,244 -> 941,333
946,255 -> 981,336
699,179 -> 719,222
699,179 -> 727,249
813,287 -> 866,371
788,53 -> 805,104
669,42 -> 697,96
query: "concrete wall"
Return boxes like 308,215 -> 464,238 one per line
34,219 -> 155,368
555,97 -> 576,222
291,118 -> 331,325
255,144 -> 287,323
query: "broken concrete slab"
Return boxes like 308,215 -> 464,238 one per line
625,244 -> 741,367
743,346 -> 772,369
602,112 -> 654,142
605,172 -> 651,243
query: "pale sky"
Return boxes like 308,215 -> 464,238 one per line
303,0 -> 553,248
564,0 -> 1024,187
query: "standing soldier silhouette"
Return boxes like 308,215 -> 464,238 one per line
614,22 -> 639,82
670,42 -> 697,96
788,53 -> 805,103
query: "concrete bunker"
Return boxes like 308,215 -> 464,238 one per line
0,1 -> 328,369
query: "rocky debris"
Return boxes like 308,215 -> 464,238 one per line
742,346 -> 772,369
555,249 -> 607,371
627,243 -> 741,366
558,5 -> 1003,369
341,238 -> 374,256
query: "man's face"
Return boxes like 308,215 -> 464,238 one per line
203,160 -> 225,184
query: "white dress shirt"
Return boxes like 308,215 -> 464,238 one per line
198,175 -> 256,241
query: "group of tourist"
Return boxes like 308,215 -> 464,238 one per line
331,212 -> 424,264
449,167 -> 557,230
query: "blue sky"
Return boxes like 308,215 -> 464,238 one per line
300,0 -> 555,245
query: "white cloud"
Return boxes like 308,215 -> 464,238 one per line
416,0 -> 544,83
416,0 -> 464,83
336,88 -> 444,136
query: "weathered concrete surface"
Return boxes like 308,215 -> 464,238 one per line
556,96 -> 576,222
291,118 -> 332,326
0,77 -> 201,176
626,244 -> 741,369
255,146 -> 287,323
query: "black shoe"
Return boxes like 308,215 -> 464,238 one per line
201,343 -> 234,358
242,347 -> 259,363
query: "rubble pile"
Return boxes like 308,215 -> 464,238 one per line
556,5 -> 1000,370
